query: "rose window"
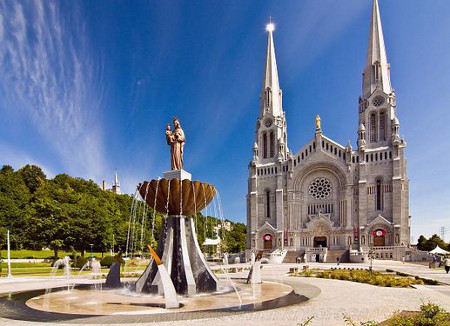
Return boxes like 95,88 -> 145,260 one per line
372,96 -> 385,107
308,178 -> 332,199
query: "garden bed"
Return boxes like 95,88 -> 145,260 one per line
292,268 -> 425,288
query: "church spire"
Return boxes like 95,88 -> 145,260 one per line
362,0 -> 392,98
260,21 -> 282,117
112,170 -> 121,194
114,170 -> 119,186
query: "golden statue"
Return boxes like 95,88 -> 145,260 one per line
315,114 -> 321,131
166,117 -> 185,170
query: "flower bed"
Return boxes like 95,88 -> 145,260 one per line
293,268 -> 424,288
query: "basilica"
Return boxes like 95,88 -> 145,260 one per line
247,0 -> 411,263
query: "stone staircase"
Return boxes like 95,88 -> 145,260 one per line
325,249 -> 350,263
283,249 -> 305,263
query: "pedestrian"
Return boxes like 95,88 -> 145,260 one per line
336,257 -> 340,266
402,256 -> 405,264
444,256 -> 450,274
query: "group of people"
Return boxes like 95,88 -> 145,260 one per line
432,255 -> 450,274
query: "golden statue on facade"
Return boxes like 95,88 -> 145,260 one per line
166,117 -> 185,170
315,114 -> 321,131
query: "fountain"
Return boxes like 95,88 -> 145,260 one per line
0,118 -> 310,323
134,176 -> 218,295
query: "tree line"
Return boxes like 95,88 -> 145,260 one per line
0,164 -> 246,257
416,234 -> 449,252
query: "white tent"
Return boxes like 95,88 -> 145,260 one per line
429,245 -> 449,255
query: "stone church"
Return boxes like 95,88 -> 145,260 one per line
247,0 -> 411,262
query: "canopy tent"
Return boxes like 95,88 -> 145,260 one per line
428,245 -> 449,255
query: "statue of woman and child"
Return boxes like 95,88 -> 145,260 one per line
165,117 -> 185,170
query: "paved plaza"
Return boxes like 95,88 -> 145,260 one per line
0,260 -> 448,325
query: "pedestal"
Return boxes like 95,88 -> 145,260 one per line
163,169 -> 192,181
135,215 -> 218,295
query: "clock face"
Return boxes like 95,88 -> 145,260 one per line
264,118 -> 273,128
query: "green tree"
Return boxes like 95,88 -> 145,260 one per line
0,165 -> 33,249
29,184 -> 70,257
18,164 -> 46,194
417,234 -> 449,252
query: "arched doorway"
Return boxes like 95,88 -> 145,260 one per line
263,233 -> 273,250
372,229 -> 386,246
314,236 -> 327,248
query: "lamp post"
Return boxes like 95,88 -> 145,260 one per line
7,230 -> 12,278
368,245 -> 375,273
89,244 -> 94,262
112,233 -> 115,256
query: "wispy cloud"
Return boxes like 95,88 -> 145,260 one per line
0,1 -> 106,179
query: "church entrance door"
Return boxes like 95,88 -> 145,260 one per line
372,229 -> 386,246
263,239 -> 272,250
313,236 -> 327,248
373,235 -> 385,246
263,234 -> 273,250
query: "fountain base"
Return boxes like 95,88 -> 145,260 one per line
135,215 -> 218,295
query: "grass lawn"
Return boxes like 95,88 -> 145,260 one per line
1,250 -> 108,259
0,258 -> 148,277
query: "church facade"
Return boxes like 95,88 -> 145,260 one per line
247,0 -> 411,262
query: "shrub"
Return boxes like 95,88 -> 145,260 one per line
100,255 -> 125,268
388,303 -> 450,326
74,256 -> 88,269
100,256 -> 114,268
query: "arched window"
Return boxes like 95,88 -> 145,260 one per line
269,131 -> 275,157
376,179 -> 383,211
266,190 -> 270,218
379,112 -> 386,141
370,112 -> 377,142
263,132 -> 267,158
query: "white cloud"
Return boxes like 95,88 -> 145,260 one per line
0,1 -> 107,180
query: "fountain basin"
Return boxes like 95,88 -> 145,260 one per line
139,179 -> 215,215
0,280 -> 310,323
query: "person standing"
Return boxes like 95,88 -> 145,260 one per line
444,256 -> 450,274
336,257 -> 340,266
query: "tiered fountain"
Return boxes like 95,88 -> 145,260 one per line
0,118 -> 308,323
134,117 -> 219,296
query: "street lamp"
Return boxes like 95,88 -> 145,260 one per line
89,244 -> 94,262
368,245 -> 375,273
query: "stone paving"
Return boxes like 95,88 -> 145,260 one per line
0,260 -> 448,325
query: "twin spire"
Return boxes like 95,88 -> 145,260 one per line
363,0 -> 392,97
260,0 -> 391,105
260,21 -> 281,118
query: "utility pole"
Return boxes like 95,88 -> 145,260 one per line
440,226 -> 446,242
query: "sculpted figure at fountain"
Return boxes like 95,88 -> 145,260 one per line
166,117 -> 185,170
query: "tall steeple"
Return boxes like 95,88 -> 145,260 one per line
362,0 -> 392,98
358,0 -> 399,149
112,170 -> 121,194
253,21 -> 289,163
260,22 -> 282,118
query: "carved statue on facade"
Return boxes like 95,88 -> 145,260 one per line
166,117 -> 185,170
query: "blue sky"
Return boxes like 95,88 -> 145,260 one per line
0,1 -> 449,242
